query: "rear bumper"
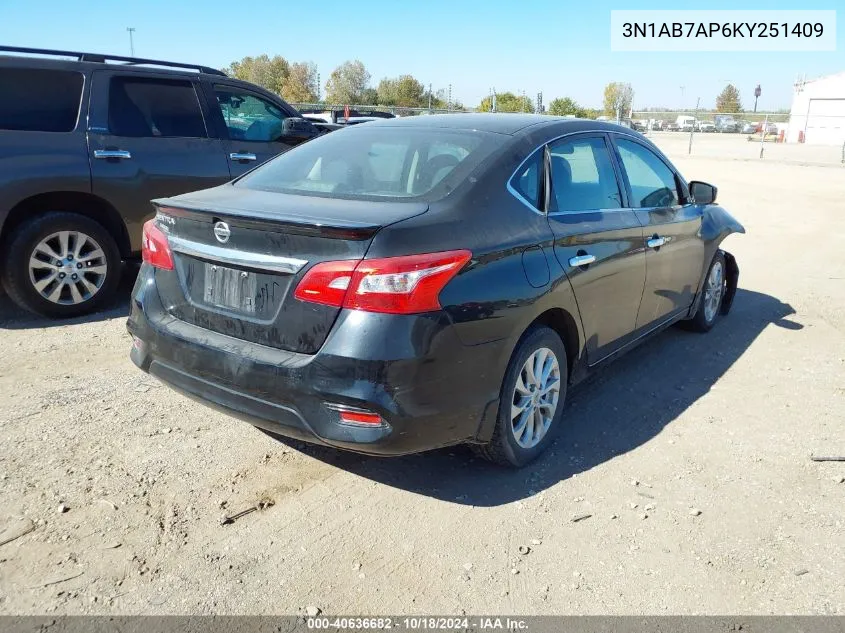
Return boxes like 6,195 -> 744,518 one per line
127,265 -> 505,456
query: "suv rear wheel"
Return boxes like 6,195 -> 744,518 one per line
2,212 -> 122,318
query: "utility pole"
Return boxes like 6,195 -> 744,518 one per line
754,84 -> 762,113
428,83 -> 432,111
688,96 -> 700,155
126,27 -> 136,56
316,72 -> 321,102
759,113 -> 769,158
448,84 -> 452,110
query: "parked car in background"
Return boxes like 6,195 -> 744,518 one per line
128,114 -> 743,467
651,120 -> 665,131
742,121 -> 778,135
714,115 -> 741,133
696,121 -> 716,133
342,117 -> 380,125
676,116 -> 695,132
666,122 -> 681,132
762,122 -> 779,135
0,46 -> 331,318
302,109 -> 397,125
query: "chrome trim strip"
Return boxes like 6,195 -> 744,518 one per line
168,235 -> 308,274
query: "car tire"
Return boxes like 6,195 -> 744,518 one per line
687,251 -> 727,333
1,212 -> 122,319
474,326 -> 568,468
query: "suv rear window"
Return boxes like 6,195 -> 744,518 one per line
0,68 -> 84,132
236,126 -> 497,201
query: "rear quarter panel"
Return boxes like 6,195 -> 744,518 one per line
0,61 -> 92,234
0,132 -> 92,219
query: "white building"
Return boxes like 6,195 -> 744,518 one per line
786,71 -> 845,145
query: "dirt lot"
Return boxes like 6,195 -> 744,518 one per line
1,141 -> 844,615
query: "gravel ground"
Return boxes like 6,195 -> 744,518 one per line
1,143 -> 844,615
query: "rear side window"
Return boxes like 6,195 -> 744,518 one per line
108,77 -> 206,138
509,150 -> 542,209
236,126 -> 497,201
548,137 -> 622,212
0,68 -> 83,132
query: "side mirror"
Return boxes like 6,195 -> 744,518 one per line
279,117 -> 319,143
689,181 -> 717,205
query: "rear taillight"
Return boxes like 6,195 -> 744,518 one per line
141,219 -> 174,271
294,250 -> 471,314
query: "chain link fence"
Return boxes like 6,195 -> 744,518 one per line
290,103 -> 471,119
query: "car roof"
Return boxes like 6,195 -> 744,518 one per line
364,113 -> 634,136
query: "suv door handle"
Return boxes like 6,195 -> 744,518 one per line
646,236 -> 666,249
93,149 -> 131,160
568,254 -> 596,267
230,153 -> 257,162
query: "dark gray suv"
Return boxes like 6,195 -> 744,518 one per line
0,46 -> 326,318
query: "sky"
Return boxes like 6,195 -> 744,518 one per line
1,0 -> 842,111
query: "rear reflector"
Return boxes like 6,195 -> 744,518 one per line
294,250 -> 471,314
338,409 -> 384,426
141,219 -> 174,271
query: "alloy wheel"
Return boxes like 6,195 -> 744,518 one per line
703,260 -> 724,323
511,347 -> 561,449
28,231 -> 108,305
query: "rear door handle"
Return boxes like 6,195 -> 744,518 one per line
230,153 -> 257,162
93,149 -> 131,160
647,236 -> 666,249
568,254 -> 596,267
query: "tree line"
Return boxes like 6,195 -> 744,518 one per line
223,55 -> 460,109
223,55 -> 753,117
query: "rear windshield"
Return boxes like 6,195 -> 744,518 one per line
0,68 -> 84,132
236,126 -> 498,201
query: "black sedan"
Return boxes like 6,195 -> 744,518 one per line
128,114 -> 744,467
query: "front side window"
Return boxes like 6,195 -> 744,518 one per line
108,77 -> 206,138
215,88 -> 287,142
236,126 -> 495,201
548,137 -> 622,212
0,68 -> 83,132
615,138 -> 680,208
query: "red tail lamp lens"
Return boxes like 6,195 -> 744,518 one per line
294,250 -> 471,314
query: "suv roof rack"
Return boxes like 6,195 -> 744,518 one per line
0,45 -> 227,76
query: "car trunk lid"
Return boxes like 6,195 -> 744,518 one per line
151,185 -> 428,354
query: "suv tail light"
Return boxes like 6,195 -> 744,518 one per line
141,220 -> 174,271
294,250 -> 471,314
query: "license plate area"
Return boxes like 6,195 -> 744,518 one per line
203,262 -> 259,315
